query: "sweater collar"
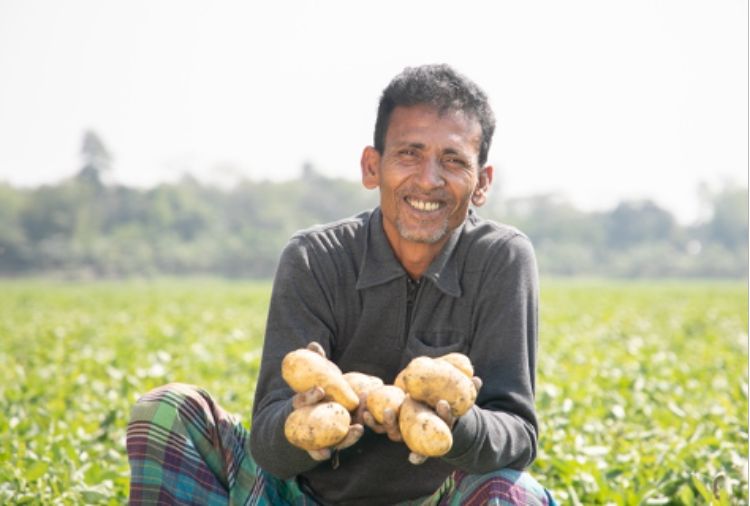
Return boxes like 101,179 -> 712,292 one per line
355,207 -> 463,298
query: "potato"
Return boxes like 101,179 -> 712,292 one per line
281,348 -> 360,411
398,396 -> 452,457
394,369 -> 407,391
400,356 -> 477,417
437,352 -> 474,378
343,372 -> 384,397
284,402 -> 351,451
366,385 -> 406,424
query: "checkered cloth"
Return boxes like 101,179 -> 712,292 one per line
126,383 -> 557,505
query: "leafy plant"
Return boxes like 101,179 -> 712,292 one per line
0,279 -> 746,504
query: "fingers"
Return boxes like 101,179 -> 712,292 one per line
382,407 -> 402,442
362,411 -> 386,434
292,386 -> 326,409
307,448 -> 331,461
306,341 -> 326,357
435,399 -> 456,428
335,424 -> 364,451
306,424 -> 363,462
351,392 -> 368,426
362,408 -> 402,442
409,452 -> 428,465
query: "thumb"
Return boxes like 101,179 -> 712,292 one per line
307,341 -> 326,357
307,448 -> 331,461
472,376 -> 482,392
335,424 -> 364,451
409,452 -> 428,465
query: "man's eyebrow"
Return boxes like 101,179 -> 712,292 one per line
441,147 -> 470,157
394,141 -> 425,149
388,141 -> 424,152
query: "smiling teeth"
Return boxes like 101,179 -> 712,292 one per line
409,199 -> 440,211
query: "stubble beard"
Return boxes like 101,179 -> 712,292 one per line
391,187 -> 463,244
395,216 -> 450,244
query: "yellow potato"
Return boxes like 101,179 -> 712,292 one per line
343,372 -> 384,397
400,356 -> 477,417
281,348 -> 360,411
398,396 -> 452,457
366,385 -> 406,424
437,352 -> 474,378
284,402 -> 351,451
394,369 -> 407,391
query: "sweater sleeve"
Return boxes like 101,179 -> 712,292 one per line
249,236 -> 338,479
442,233 -> 539,472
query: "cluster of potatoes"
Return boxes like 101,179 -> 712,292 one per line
281,346 -> 478,460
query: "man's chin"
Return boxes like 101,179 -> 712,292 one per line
396,223 -> 449,245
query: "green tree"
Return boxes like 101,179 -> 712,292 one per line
701,184 -> 748,250
0,183 -> 30,273
76,130 -> 112,186
605,200 -> 677,248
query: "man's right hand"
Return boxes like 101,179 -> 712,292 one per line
291,386 -> 364,461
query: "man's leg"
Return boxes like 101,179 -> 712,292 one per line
405,468 -> 557,506
126,383 -> 311,505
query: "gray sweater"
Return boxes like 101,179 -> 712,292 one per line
250,208 -> 539,506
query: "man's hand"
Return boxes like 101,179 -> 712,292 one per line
289,342 -> 365,461
390,376 -> 483,465
433,375 -> 481,428
291,385 -> 364,461
362,406 -> 402,442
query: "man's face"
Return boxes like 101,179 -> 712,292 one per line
361,104 -> 492,252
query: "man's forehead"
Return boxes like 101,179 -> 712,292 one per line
386,105 -> 482,149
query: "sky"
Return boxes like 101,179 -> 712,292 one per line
0,0 -> 747,224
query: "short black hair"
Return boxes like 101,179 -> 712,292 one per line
373,64 -> 496,167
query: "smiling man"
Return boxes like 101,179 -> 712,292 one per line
127,64 -> 556,505
361,102 -> 492,278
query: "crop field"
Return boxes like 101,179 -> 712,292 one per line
0,279 -> 747,504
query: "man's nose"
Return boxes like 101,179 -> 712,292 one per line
414,157 -> 445,188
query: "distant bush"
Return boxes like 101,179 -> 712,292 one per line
0,171 -> 745,279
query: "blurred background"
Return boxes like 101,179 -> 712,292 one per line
0,0 -> 746,279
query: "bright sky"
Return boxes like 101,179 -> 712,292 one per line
0,0 -> 746,223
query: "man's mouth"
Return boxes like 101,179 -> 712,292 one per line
405,197 -> 443,212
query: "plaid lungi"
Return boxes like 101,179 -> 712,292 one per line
126,383 -> 557,506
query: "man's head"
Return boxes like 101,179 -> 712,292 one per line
361,65 -> 496,271
373,64 -> 496,167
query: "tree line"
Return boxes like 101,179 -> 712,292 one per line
0,133 -> 746,279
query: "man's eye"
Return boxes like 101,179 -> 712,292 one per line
399,149 -> 419,159
444,157 -> 467,167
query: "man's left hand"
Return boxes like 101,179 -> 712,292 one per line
408,375 -> 483,465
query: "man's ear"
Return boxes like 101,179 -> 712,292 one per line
360,146 -> 381,190
471,166 -> 493,207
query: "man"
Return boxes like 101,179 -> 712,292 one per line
127,64 -> 556,505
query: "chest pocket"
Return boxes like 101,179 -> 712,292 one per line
405,330 -> 468,365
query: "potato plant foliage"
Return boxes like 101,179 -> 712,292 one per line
0,279 -> 746,504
